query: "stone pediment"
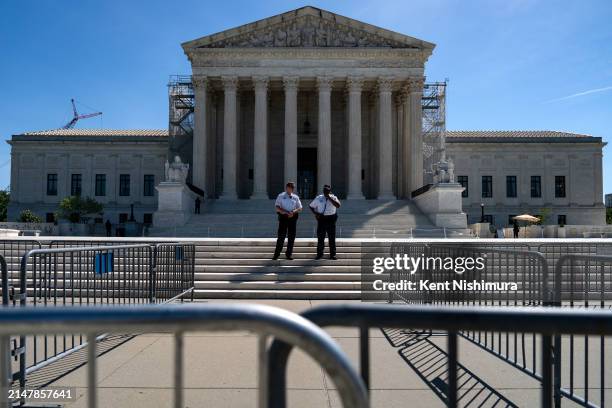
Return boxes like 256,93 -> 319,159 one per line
182,6 -> 434,50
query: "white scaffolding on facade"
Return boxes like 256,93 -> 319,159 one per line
421,81 -> 447,185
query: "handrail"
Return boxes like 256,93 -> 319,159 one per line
0,304 -> 368,408
268,304 -> 612,408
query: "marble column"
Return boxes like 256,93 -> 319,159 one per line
408,77 -> 425,193
317,76 -> 332,187
347,76 -> 364,199
395,92 -> 406,199
400,86 -> 411,197
192,75 -> 208,194
283,76 -> 299,184
378,76 -> 395,199
252,76 -> 269,198
221,76 -> 238,199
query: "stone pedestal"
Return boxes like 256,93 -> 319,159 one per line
153,182 -> 198,228
413,183 -> 467,228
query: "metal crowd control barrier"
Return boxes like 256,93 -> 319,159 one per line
6,243 -> 196,406
267,304 -> 612,408
552,254 -> 612,408
0,304 -> 368,408
386,243 -> 612,408
0,240 -> 42,306
388,243 -> 551,381
152,243 -> 196,303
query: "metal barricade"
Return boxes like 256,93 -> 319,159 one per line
0,240 -> 42,305
268,304 -> 612,408
536,242 -> 608,272
388,243 -> 550,382
0,304 -> 368,408
552,254 -> 612,408
152,243 -> 196,303
9,243 -> 195,405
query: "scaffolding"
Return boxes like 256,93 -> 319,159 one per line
168,75 -> 195,171
421,81 -> 447,185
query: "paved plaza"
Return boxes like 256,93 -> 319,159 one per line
16,299 -> 581,408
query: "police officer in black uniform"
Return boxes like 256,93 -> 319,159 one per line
309,184 -> 341,260
272,182 -> 302,260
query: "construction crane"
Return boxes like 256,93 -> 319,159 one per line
62,99 -> 103,129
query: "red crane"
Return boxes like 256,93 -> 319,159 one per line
62,99 -> 103,129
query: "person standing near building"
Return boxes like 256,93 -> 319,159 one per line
513,220 -> 520,238
309,184 -> 341,260
272,182 -> 302,260
195,197 -> 201,214
105,220 -> 112,237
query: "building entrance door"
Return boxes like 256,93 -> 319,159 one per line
297,147 -> 317,199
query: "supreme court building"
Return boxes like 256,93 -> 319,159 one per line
182,6 -> 432,201
7,6 -> 606,228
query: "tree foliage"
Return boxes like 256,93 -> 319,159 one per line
0,190 -> 9,222
59,196 -> 104,223
18,209 -> 42,223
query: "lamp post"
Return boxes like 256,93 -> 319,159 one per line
480,203 -> 485,223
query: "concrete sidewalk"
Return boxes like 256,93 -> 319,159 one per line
26,300 -> 577,407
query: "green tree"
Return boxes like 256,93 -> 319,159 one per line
0,189 -> 9,222
59,196 -> 104,223
607,208 -> 612,224
18,209 -> 42,223
538,207 -> 551,225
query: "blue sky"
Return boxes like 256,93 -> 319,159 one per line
1,0 -> 611,192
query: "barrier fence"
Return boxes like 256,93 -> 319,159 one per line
2,239 -> 612,407
385,243 -> 610,408
152,243 -> 196,303
552,254 -> 612,408
0,304 -> 369,408
0,241 -> 196,407
267,304 -> 612,408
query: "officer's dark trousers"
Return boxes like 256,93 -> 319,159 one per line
317,214 -> 337,257
274,214 -> 299,258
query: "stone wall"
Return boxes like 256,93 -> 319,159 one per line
447,141 -> 606,226
8,138 -> 168,224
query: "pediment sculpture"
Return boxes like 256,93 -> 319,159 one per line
203,15 -> 412,49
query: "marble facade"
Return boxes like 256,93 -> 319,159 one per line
182,6 -> 434,200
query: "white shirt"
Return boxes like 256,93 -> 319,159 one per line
309,194 -> 340,216
275,192 -> 302,213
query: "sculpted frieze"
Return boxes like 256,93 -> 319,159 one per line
201,15 -> 415,49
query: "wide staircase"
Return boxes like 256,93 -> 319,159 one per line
193,240 -> 364,299
150,199 -> 471,238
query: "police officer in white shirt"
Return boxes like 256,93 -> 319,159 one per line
273,181 -> 303,260
309,184 -> 341,260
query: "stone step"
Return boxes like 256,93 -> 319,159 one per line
194,272 -> 362,281
192,240 -> 366,247
149,198 -> 436,237
196,258 -> 361,266
195,252 -> 362,259
193,289 -> 360,299
199,265 -> 360,273
195,281 -> 360,290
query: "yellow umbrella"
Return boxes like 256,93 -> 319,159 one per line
513,214 -> 540,223
513,214 -> 540,237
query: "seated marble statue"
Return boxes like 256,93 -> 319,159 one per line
164,155 -> 189,183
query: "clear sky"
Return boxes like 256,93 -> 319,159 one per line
1,1 -> 611,193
